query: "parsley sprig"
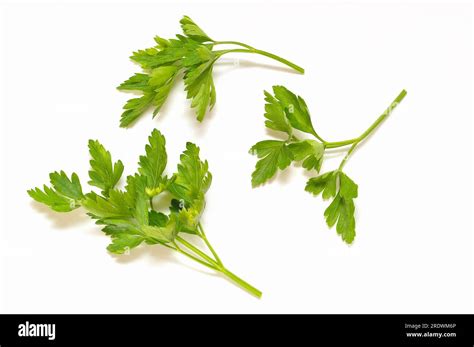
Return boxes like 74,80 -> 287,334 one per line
250,86 -> 407,244
118,16 -> 304,127
28,129 -> 262,298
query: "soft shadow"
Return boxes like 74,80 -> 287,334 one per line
265,128 -> 288,141
112,244 -> 175,265
291,161 -> 321,179
117,89 -> 142,97
188,107 -> 215,137
302,168 -> 318,178
30,201 -> 89,229
166,100 -> 215,138
321,153 -> 346,161
258,165 -> 293,187
112,239 -> 219,277
274,166 -> 293,185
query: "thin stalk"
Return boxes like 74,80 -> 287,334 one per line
338,142 -> 358,171
157,241 -> 177,251
316,90 -> 407,151
197,223 -> 223,266
311,131 -> 327,144
356,89 -> 407,143
149,197 -> 155,210
325,138 -> 358,149
174,235 -> 262,298
213,40 -> 255,50
175,235 -> 219,266
337,89 -> 407,170
221,268 -> 262,298
216,48 -> 304,74
173,242 -> 219,271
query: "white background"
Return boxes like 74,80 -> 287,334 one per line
0,1 -> 472,313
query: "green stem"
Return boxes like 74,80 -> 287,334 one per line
338,89 -> 407,170
198,223 -> 223,266
311,132 -> 327,144
357,89 -> 407,143
319,90 -> 407,150
338,142 -> 358,171
325,138 -> 358,148
221,268 -> 262,298
213,40 -> 255,49
174,235 -> 262,298
149,197 -> 155,210
216,48 -> 304,74
175,235 -> 219,266
174,243 -> 219,271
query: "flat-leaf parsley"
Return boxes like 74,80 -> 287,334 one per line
118,16 -> 304,127
29,129 -> 261,297
250,86 -> 407,244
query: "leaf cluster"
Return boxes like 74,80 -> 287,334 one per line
118,16 -> 303,127
117,16 -> 220,126
250,86 -> 358,243
28,129 -> 212,254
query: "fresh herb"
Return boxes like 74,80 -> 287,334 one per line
28,129 -> 261,298
250,86 -> 407,243
118,15 -> 304,127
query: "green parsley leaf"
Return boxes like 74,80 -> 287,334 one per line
180,15 -> 213,42
88,140 -> 124,197
133,175 -> 149,226
82,191 -> 131,220
49,171 -> 84,201
148,66 -> 179,87
118,65 -> 179,127
339,172 -> 358,199
153,36 -> 171,49
305,171 -> 337,199
130,44 -> 185,69
148,210 -> 168,227
302,154 -> 323,172
263,90 -> 292,135
324,194 -> 356,244
249,140 -> 293,187
272,86 -> 316,136
107,233 -> 145,254
306,171 -> 358,243
169,142 -> 212,204
288,139 -> 324,172
100,220 -> 138,236
27,185 -> 79,212
119,93 -> 155,128
117,73 -> 150,91
324,172 -> 358,243
138,129 -> 167,192
182,45 -> 214,67
142,221 -> 176,244
184,63 -> 216,121
147,67 -> 180,115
